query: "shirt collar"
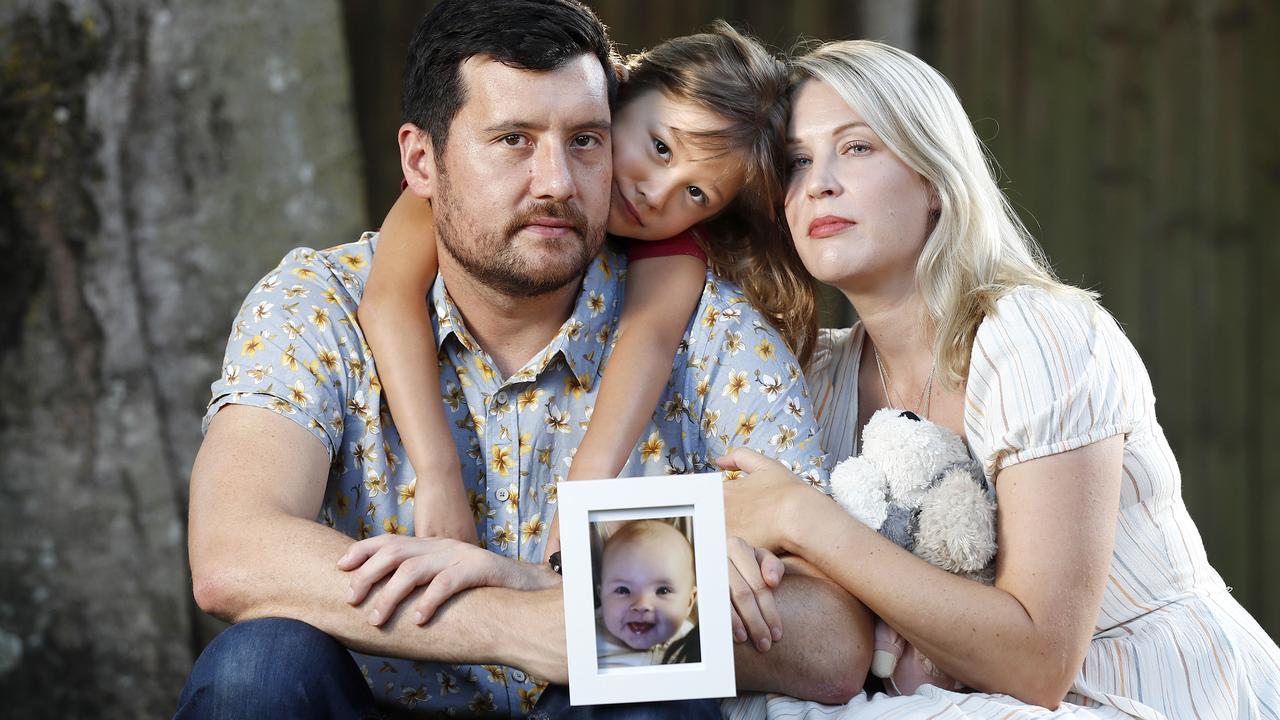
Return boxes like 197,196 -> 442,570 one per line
429,248 -> 625,386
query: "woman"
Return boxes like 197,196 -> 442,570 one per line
721,40 -> 1280,719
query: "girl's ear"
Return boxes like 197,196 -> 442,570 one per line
688,586 -> 697,609
399,123 -> 437,198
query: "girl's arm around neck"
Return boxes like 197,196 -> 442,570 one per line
566,253 -> 707,482
358,190 -> 474,543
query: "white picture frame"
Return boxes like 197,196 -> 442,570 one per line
558,472 -> 735,706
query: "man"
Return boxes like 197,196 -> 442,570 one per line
177,1 -> 871,717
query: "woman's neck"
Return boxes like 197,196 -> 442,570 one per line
844,284 -> 932,368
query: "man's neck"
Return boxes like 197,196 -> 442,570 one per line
437,249 -> 583,379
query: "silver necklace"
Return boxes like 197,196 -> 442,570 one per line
873,345 -> 936,420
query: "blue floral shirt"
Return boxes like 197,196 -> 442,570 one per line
204,232 -> 827,716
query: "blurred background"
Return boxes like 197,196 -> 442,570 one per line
1,0 -> 1276,716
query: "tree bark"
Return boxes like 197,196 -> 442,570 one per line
0,0 -> 366,715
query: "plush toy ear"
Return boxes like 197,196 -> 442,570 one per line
899,411 -> 921,421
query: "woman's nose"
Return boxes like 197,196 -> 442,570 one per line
805,154 -> 842,199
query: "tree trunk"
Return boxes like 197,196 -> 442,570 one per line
0,0 -> 366,715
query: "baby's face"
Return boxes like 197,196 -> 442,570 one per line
599,525 -> 697,651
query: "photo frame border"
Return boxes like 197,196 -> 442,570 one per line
558,472 -> 735,706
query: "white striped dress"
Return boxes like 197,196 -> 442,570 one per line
724,286 -> 1280,720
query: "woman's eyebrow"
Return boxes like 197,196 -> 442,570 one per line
787,121 -> 870,144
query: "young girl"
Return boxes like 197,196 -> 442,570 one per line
358,22 -> 817,557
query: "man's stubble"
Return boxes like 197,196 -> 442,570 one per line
434,169 -> 607,298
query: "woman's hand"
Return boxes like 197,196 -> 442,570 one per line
717,447 -> 816,554
338,534 -> 559,627
727,536 -> 785,652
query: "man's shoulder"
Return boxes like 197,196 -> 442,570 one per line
262,233 -> 376,297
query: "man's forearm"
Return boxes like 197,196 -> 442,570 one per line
190,407 -> 570,681
733,574 -> 873,704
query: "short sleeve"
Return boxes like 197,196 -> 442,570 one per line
964,287 -> 1139,479
202,246 -> 367,458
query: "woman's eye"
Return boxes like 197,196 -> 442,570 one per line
653,137 -> 671,159
687,186 -> 706,204
843,141 -> 871,155
788,156 -> 812,172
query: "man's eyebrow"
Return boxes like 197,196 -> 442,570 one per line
480,119 -> 611,134
787,121 -> 870,145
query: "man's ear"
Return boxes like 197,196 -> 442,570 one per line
399,123 -> 437,198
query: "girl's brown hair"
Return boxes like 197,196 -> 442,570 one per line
620,22 -> 818,366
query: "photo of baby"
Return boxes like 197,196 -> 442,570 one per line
592,517 -> 701,670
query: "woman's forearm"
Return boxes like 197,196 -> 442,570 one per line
779,489 -> 1084,707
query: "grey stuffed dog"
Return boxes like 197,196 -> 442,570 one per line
829,407 -> 997,694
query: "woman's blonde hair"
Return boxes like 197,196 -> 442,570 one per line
621,22 -> 818,366
790,40 -> 1095,387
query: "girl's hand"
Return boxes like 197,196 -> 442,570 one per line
727,536 -> 785,652
541,512 -> 562,563
717,447 -> 815,554
414,476 -> 481,546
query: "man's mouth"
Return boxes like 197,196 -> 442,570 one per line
626,622 -> 656,635
523,217 -> 576,238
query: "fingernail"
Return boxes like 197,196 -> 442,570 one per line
757,637 -> 772,652
734,628 -> 748,643
337,552 -> 349,566
345,587 -> 355,603
368,609 -> 381,625
772,626 -> 783,642
413,611 -> 424,625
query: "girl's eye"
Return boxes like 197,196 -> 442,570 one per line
687,186 -> 707,205
652,137 -> 672,160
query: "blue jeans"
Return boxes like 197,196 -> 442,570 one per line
175,618 -> 722,719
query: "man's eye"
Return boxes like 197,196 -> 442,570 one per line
572,135 -> 598,148
501,134 -> 525,146
653,138 -> 671,159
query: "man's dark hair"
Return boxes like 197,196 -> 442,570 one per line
402,0 -> 618,156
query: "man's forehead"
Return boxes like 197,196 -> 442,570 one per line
456,53 -> 610,120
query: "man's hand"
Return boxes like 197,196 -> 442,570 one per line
728,536 -> 785,653
338,535 -> 559,626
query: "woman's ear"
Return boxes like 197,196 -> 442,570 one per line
399,123 -> 437,198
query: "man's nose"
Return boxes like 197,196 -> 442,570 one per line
530,141 -> 576,201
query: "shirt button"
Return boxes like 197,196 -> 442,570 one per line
496,391 -> 509,404
511,670 -> 527,683
495,488 -> 510,502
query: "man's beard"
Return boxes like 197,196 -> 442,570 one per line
435,172 -> 605,298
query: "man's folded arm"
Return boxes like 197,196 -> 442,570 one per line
188,404 -> 571,682
733,573 -> 873,704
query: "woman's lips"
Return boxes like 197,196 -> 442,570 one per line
808,215 -> 856,239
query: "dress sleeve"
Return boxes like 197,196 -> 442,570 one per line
963,287 -> 1140,479
625,227 -> 709,263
